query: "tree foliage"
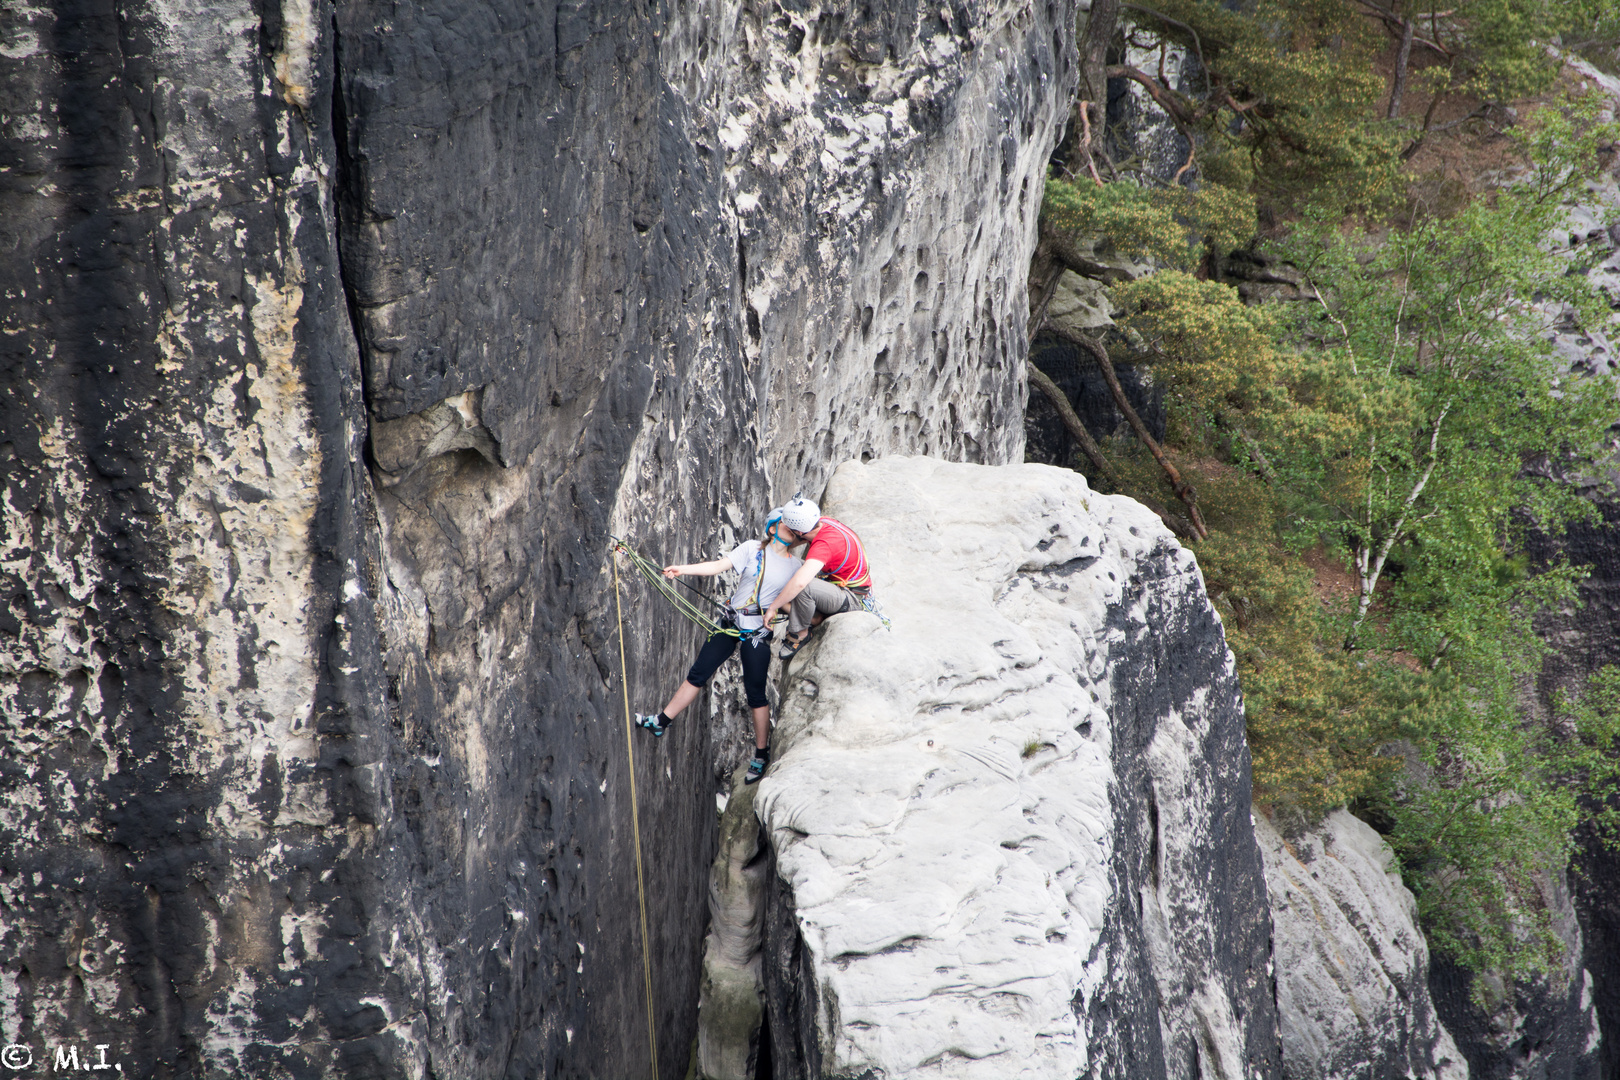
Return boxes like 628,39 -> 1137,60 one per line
1112,270 -> 1279,409
1380,0 -> 1620,101
1269,98 -> 1619,650
1089,0 -> 1403,214
1041,177 -> 1261,279
1387,661 -> 1620,987
1039,84 -> 1620,991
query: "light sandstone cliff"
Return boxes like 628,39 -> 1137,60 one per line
1257,809 -> 1468,1080
702,456 -> 1281,1079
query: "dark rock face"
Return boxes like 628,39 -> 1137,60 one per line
1428,922 -> 1600,1080
2,0 -> 744,1074
1084,515 -> 1281,1080
1572,812 -> 1620,1080
0,0 -> 1071,1075
1025,332 -> 1165,473
0,0 -> 379,1073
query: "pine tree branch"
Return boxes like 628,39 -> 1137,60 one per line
1349,0 -> 1453,58
1028,365 -> 1119,484
1120,3 -> 1210,98
1105,64 -> 1200,127
1027,264 -> 1068,340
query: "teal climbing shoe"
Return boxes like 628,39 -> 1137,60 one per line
744,754 -> 768,784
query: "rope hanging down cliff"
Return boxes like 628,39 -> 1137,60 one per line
611,548 -> 661,1080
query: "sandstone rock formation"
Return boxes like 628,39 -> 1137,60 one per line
0,0 -> 1074,1074
1257,809 -> 1467,1080
700,456 -> 1280,1079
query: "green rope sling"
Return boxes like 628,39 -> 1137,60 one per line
609,536 -> 746,639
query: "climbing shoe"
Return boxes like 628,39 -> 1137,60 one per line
779,634 -> 807,660
743,754 -> 769,785
635,712 -> 667,737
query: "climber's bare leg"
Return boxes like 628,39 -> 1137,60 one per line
661,680 -> 702,719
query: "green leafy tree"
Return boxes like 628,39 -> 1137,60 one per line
1243,100 -> 1620,984
1111,270 -> 1279,414
1390,662 -> 1620,987
1044,0 -> 1620,988
1268,99 -> 1618,651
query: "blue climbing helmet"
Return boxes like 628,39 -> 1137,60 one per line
764,505 -> 787,544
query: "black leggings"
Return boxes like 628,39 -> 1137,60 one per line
685,628 -> 772,708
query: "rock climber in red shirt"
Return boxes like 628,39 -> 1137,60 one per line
761,495 -> 873,660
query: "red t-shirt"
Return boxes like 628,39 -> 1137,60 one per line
805,517 -> 870,588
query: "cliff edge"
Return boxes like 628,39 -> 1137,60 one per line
702,457 -> 1281,1079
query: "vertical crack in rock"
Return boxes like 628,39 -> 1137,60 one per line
328,13 -> 371,423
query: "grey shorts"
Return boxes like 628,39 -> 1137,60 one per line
788,577 -> 864,634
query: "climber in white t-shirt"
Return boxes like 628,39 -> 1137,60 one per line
634,507 -> 802,784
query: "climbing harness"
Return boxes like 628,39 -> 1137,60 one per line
816,518 -> 873,590
611,549 -> 661,1080
805,519 -> 892,631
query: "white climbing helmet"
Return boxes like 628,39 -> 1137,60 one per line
780,496 -> 821,533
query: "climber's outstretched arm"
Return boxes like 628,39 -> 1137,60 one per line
662,557 -> 732,579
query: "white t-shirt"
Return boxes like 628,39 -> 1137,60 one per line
726,540 -> 802,631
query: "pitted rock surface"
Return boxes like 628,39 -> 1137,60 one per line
0,0 -> 1075,1075
738,457 -> 1279,1079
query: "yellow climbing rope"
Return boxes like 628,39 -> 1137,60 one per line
612,548 -> 660,1080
